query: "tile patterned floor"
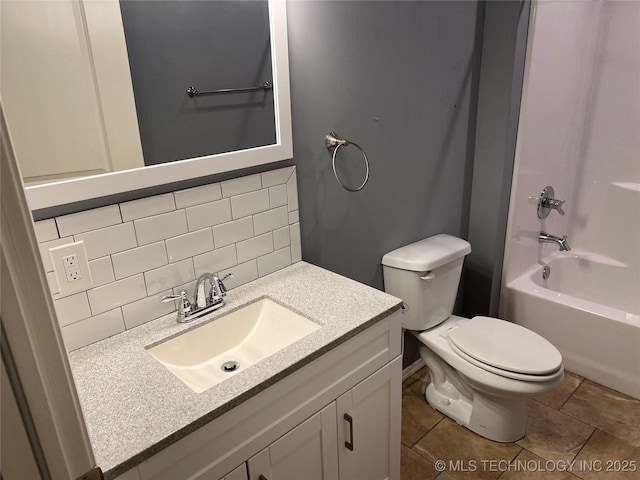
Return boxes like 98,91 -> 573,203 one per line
401,368 -> 640,480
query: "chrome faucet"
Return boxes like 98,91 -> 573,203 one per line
161,273 -> 233,323
539,232 -> 571,252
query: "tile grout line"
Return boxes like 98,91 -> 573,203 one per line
557,376 -> 585,411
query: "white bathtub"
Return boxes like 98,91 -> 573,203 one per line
503,251 -> 640,399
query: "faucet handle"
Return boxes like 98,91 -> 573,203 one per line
549,199 -> 565,216
161,290 -> 191,319
537,186 -> 566,218
216,273 -> 234,296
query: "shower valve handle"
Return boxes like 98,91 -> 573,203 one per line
536,186 -> 566,219
546,198 -> 565,216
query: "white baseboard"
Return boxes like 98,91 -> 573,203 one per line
402,357 -> 425,382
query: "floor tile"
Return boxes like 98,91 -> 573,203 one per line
404,366 -> 431,397
561,381 -> 640,447
434,473 -> 458,480
401,389 -> 444,447
534,371 -> 583,410
403,366 -> 426,386
572,429 -> 640,480
498,449 -> 580,480
517,400 -> 594,462
401,445 -> 439,480
413,418 -> 521,480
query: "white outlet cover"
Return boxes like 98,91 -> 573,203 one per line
49,241 -> 94,297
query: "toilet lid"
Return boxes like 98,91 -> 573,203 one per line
448,317 -> 562,376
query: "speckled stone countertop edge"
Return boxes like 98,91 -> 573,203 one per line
68,262 -> 402,479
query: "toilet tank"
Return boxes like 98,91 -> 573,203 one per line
381,234 -> 471,330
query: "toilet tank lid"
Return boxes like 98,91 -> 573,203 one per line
382,234 -> 472,272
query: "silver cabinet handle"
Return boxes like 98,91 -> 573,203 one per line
344,413 -> 354,451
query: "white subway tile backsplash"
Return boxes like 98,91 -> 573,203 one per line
253,206 -> 288,235
236,233 -> 274,264
57,205 -> 122,236
261,166 -> 294,188
287,172 -> 299,212
134,210 -> 188,246
88,257 -> 116,288
120,193 -> 175,221
111,242 -> 167,280
219,260 -> 258,290
273,226 -> 291,250
165,228 -> 214,262
34,219 -> 59,242
38,166 -> 302,350
40,237 -> 74,272
221,174 -> 261,197
269,185 -> 288,208
193,245 -> 237,277
185,198 -> 232,232
257,247 -> 292,277
122,290 -> 174,329
47,271 -> 59,294
174,183 -> 222,209
87,275 -> 147,315
54,292 -> 91,326
213,217 -> 254,248
75,223 -> 137,260
61,309 -> 125,352
230,189 -> 270,219
290,223 -> 302,263
145,259 -> 195,295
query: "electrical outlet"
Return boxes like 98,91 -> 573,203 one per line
49,241 -> 93,297
63,254 -> 82,281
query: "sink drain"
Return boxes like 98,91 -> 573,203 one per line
221,360 -> 240,373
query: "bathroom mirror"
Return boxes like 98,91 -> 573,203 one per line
1,0 -> 291,211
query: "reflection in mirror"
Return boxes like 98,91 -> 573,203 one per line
1,0 -> 291,211
120,0 -> 275,165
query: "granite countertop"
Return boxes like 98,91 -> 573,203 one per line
68,262 -> 402,478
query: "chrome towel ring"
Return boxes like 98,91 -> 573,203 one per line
325,132 -> 370,192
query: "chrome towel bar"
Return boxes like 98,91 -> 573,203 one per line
325,132 -> 370,192
186,81 -> 272,98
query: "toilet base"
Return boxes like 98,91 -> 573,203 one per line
420,346 -> 527,443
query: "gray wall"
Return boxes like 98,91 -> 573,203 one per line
463,1 -> 530,318
287,1 -> 485,366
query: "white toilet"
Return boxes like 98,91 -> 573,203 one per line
382,234 -> 563,442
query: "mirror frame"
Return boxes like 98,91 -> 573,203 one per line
25,0 -> 292,211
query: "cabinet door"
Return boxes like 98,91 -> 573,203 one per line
337,357 -> 402,480
247,403 -> 338,480
222,464 -> 248,480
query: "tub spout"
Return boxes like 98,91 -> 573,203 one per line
539,232 -> 571,252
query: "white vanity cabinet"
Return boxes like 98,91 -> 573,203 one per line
247,403 -> 339,480
245,360 -> 400,480
336,362 -> 399,480
130,311 -> 402,480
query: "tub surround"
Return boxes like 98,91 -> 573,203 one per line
500,1 -> 639,399
33,166 -> 301,351
67,262 -> 402,477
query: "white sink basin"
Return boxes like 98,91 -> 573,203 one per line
147,298 -> 321,393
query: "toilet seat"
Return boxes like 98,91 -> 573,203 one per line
447,316 -> 562,381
